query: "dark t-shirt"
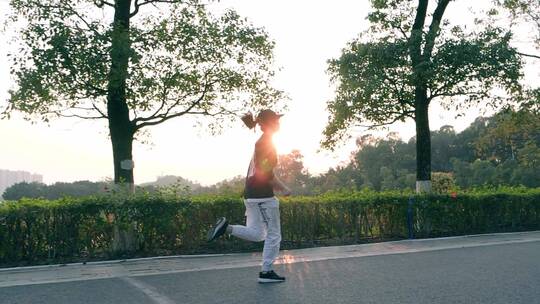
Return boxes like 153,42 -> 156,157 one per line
244,134 -> 277,199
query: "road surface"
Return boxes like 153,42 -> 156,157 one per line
1,231 -> 539,304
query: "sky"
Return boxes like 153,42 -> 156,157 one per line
0,0 -> 538,185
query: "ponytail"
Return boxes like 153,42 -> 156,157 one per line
241,112 -> 258,129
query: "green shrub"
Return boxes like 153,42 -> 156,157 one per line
1,188 -> 539,267
431,172 -> 456,194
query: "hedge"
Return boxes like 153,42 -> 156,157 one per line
1,188 -> 539,267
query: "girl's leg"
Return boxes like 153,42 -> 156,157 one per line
230,203 -> 267,242
261,204 -> 281,272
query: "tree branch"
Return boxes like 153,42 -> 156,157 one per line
138,0 -> 185,5
134,73 -> 176,122
354,113 -> 413,129
409,0 -> 429,66
70,76 -> 107,98
517,51 -> 540,60
94,0 -> 114,8
29,1 -> 106,38
134,80 -> 212,130
130,0 -> 141,17
397,25 -> 410,39
428,69 -> 487,100
37,98 -> 108,119
91,103 -> 108,118
130,0 -> 185,17
133,63 -> 219,126
429,89 -> 490,100
45,109 -> 107,120
380,72 -> 414,107
423,0 -> 451,59
70,7 -> 100,35
390,21 -> 410,39
136,107 -> 230,129
58,113 -> 107,120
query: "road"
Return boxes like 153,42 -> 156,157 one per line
1,231 -> 539,304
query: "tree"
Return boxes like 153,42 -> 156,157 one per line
497,0 -> 540,46
2,180 -> 108,200
495,0 -> 540,113
309,108 -> 538,191
352,133 -> 415,190
275,150 -> 310,194
453,116 -> 490,163
306,165 -> 360,194
140,175 -> 201,189
5,0 -> 282,189
323,0 -> 524,192
430,125 -> 457,172
46,180 -> 108,198
514,141 -> 540,187
475,109 -> 540,162
2,182 -> 46,200
200,175 -> 245,195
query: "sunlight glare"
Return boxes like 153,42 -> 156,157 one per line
273,131 -> 302,156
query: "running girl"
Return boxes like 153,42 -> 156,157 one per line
207,109 -> 291,283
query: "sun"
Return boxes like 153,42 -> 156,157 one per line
273,131 -> 304,156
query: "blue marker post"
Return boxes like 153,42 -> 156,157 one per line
407,197 -> 414,239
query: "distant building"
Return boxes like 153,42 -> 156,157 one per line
0,169 -> 43,199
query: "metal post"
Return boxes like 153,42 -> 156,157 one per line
407,197 -> 414,239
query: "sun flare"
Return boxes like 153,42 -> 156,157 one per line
273,132 -> 304,156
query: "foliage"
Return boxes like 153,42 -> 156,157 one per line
495,1 -> 540,114
140,175 -> 200,188
475,109 -> 540,162
451,157 -> 540,189
354,133 -> 415,190
497,0 -> 540,45
431,172 -> 456,194
2,181 -> 108,200
304,164 -> 363,195
1,188 -> 539,267
6,0 -> 282,127
322,1 -> 524,148
322,0 -> 529,192
138,175 -> 201,197
2,182 -> 47,200
197,175 -> 245,196
275,149 -> 311,195
316,109 -> 540,192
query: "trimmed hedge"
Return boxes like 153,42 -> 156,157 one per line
1,188 -> 539,267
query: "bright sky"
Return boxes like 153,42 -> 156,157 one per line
0,0 -> 538,185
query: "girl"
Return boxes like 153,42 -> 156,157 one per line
207,109 -> 291,283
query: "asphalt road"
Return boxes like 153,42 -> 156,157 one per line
1,241 -> 539,304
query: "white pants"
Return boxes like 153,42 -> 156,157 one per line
230,197 -> 281,272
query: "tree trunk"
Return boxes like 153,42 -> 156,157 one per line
107,0 -> 135,189
110,125 -> 135,189
415,87 -> 432,193
107,0 -> 137,254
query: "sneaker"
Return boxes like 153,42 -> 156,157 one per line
258,270 -> 286,283
207,217 -> 228,242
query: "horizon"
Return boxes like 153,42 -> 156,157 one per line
0,113 -> 509,187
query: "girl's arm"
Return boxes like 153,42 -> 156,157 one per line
272,173 -> 292,196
